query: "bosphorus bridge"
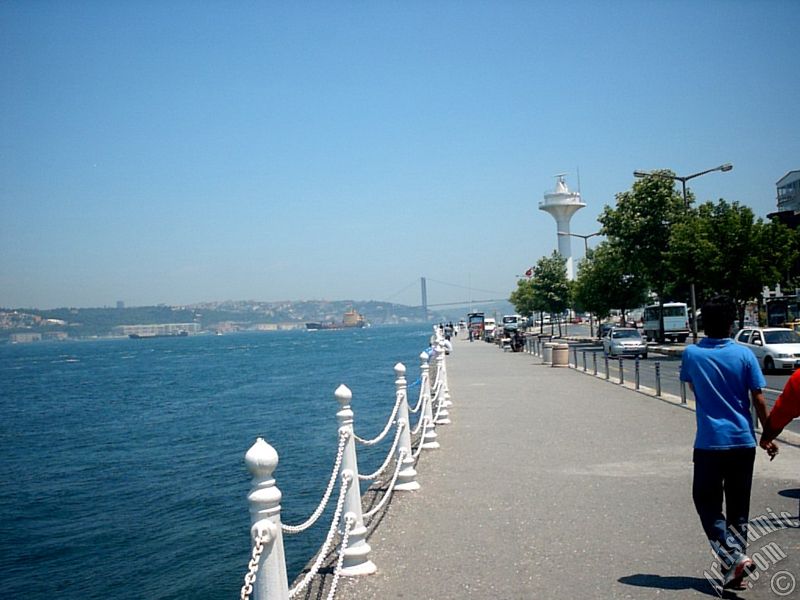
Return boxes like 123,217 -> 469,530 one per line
382,277 -> 510,319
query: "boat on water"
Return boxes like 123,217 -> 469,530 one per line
306,309 -> 366,330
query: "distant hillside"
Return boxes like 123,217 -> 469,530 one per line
0,299 -> 454,340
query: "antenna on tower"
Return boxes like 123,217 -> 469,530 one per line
576,167 -> 581,194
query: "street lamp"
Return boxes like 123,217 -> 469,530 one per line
558,230 -> 602,337
558,230 -> 601,257
633,163 -> 733,343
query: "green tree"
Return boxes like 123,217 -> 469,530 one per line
668,200 -> 798,325
573,242 -> 649,324
598,172 -> 689,301
510,252 -> 571,334
509,277 -> 539,320
534,252 -> 571,335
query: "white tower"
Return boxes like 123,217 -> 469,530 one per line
539,174 -> 586,280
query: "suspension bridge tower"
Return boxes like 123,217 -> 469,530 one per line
539,174 -> 586,280
420,277 -> 428,320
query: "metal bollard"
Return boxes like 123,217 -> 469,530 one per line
573,346 -> 579,368
655,361 -> 662,397
335,385 -> 377,575
635,357 -> 640,390
393,364 -> 420,490
419,352 -> 439,449
618,357 -> 624,384
244,438 -> 290,600
582,350 -> 587,372
604,354 -> 610,380
593,352 -> 598,376
680,379 -> 687,405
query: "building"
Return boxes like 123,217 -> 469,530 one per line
769,170 -> 800,228
112,323 -> 201,337
10,333 -> 42,343
777,170 -> 800,213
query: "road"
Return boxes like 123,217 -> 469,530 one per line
518,322 -> 799,436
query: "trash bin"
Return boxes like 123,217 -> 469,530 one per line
552,343 -> 569,367
542,342 -> 555,365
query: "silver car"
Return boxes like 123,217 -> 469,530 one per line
603,327 -> 648,358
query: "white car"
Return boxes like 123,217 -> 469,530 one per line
602,327 -> 648,358
733,327 -> 800,372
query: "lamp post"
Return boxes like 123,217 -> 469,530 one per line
558,230 -> 601,257
558,230 -> 601,337
632,163 -> 733,343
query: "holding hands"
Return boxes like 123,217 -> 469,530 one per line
759,437 -> 779,461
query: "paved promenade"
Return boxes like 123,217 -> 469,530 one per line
338,337 -> 800,599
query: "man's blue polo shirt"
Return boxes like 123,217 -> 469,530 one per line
679,337 -> 766,449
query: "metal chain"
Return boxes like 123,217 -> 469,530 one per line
359,420 -> 405,480
363,449 -> 407,519
408,374 -> 427,413
353,390 -> 403,446
411,398 -> 428,435
430,372 -> 444,402
412,418 -> 430,459
325,514 -> 355,600
289,473 -> 352,598
432,382 -> 445,422
282,430 -> 348,534
240,532 -> 267,600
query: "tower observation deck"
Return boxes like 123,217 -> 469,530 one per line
538,174 -> 586,280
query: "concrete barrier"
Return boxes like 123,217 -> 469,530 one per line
552,343 -> 569,367
542,342 -> 555,365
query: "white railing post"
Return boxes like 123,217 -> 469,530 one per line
439,338 -> 452,409
393,363 -> 420,490
433,345 -> 451,425
244,438 -> 289,600
419,351 -> 440,449
334,384 -> 376,576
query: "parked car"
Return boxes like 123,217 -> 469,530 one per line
733,327 -> 800,372
602,327 -> 648,358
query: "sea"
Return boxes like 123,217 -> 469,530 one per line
0,324 -> 433,599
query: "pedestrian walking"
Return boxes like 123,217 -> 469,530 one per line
759,368 -> 800,448
679,294 -> 773,590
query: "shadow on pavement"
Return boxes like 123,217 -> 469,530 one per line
618,573 -> 744,598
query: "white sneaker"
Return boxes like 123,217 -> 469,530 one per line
723,554 -> 754,590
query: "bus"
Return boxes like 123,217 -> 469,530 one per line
642,302 -> 690,343
467,312 -> 485,340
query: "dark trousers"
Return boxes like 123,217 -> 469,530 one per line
692,447 -> 756,566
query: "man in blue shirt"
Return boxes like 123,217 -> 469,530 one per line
679,295 -> 772,590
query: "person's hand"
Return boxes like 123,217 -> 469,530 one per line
760,439 -> 779,461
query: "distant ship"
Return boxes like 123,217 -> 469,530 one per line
306,309 -> 366,330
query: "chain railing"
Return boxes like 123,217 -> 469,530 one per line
240,327 -> 452,600
240,530 -> 267,600
282,430 -> 349,534
288,472 -> 352,598
358,420 -> 405,481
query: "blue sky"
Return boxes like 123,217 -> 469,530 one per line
1,1 -> 798,309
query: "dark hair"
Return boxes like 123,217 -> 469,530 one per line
702,294 -> 737,338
